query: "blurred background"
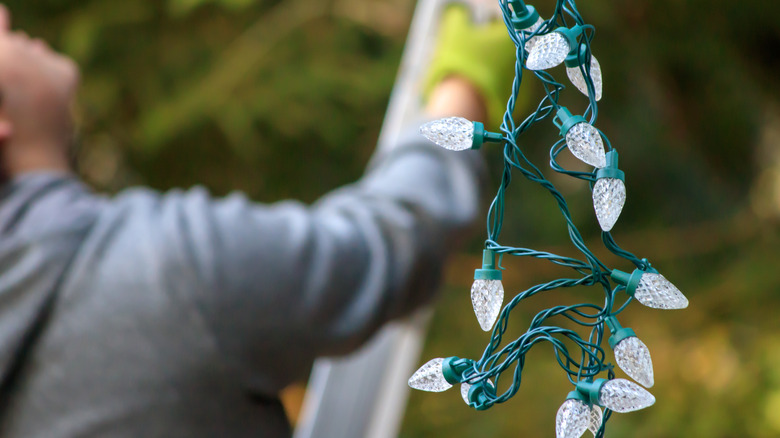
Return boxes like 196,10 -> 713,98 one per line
5,0 -> 780,436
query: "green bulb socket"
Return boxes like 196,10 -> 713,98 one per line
552,107 -> 586,137
442,357 -> 472,385
575,378 -> 607,406
566,389 -> 589,404
467,380 -> 496,411
610,268 -> 642,298
604,316 -> 637,349
472,122 -> 503,150
510,3 -> 540,30
596,150 -> 625,182
509,0 -> 528,10
564,44 -> 588,68
555,25 -> 583,59
474,249 -> 502,281
612,267 -> 659,298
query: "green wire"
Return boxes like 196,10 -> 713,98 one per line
452,2 -> 666,435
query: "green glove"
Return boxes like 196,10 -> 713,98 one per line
424,4 -> 529,129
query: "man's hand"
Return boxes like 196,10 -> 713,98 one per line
426,76 -> 488,123
0,3 -> 80,177
423,4 -> 523,129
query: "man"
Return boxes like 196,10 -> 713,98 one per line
0,3 -> 513,437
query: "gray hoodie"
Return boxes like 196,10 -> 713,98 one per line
0,128 -> 484,437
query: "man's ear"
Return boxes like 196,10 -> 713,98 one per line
0,4 -> 11,33
0,119 -> 13,143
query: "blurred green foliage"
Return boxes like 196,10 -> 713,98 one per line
5,0 -> 408,201
4,0 -> 780,436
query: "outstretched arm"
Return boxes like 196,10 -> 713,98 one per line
137,78 -> 488,394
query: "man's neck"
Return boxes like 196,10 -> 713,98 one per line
1,140 -> 72,179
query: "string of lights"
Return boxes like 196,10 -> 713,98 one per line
408,1 -> 689,437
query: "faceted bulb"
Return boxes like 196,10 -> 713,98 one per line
471,279 -> 504,331
634,272 -> 689,309
408,358 -> 452,392
565,122 -> 607,168
555,399 -> 590,438
566,55 -> 603,101
526,32 -> 570,70
419,117 -> 474,151
597,378 -> 655,413
588,405 -> 602,436
593,178 -> 626,231
460,378 -> 493,405
522,16 -> 545,53
614,336 -> 654,388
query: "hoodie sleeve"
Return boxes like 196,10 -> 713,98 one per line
147,126 -> 486,393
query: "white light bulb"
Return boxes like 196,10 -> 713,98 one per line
408,358 -> 452,392
588,405 -> 602,436
419,117 -> 474,151
634,272 -> 689,309
526,31 -> 570,70
614,336 -> 654,388
592,177 -> 626,232
566,55 -> 603,101
565,122 -> 606,168
460,378 -> 494,405
597,378 -> 655,413
522,16 -> 545,52
555,399 -> 590,438
460,382 -> 470,404
471,279 -> 504,331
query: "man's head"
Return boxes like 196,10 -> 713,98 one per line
0,4 -> 79,178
